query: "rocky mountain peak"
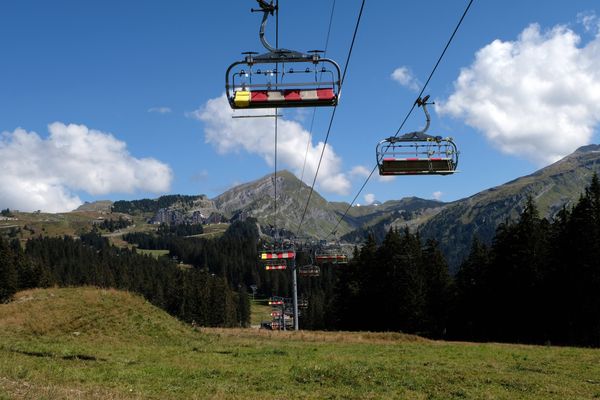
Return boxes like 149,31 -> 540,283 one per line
574,144 -> 600,154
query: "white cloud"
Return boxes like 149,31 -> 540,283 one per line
437,23 -> 600,166
190,94 -> 351,195
349,165 -> 371,179
148,107 -> 172,114
364,193 -> 376,205
391,66 -> 420,91
432,191 -> 443,201
0,123 -> 172,213
377,175 -> 396,183
578,11 -> 600,34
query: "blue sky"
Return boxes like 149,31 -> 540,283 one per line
2,0 -> 600,212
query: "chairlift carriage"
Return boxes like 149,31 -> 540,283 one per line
268,296 -> 285,306
264,259 -> 287,271
315,241 -> 348,265
258,243 -> 296,262
298,264 -> 320,277
376,96 -> 458,176
298,298 -> 309,309
225,0 -> 342,110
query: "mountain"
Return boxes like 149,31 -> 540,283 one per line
420,144 -> 600,269
75,200 -> 113,213
213,170 -> 353,237
340,197 -> 446,243
80,145 -> 600,269
212,170 -> 445,238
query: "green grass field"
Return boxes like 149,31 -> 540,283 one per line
1,288 -> 600,399
187,223 -> 230,239
250,299 -> 272,326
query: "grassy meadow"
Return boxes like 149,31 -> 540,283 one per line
1,287 -> 600,399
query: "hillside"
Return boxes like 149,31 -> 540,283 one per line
4,146 -> 600,268
1,287 -> 600,399
0,287 -> 189,342
213,170 -> 444,238
420,144 -> 600,269
214,170 -> 355,237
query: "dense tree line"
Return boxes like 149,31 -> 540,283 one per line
123,223 -> 204,250
123,219 -> 288,298
451,175 -> 600,346
298,175 -> 600,347
0,231 -> 249,327
112,195 -> 202,214
96,217 -> 133,232
157,223 -> 204,237
3,177 -> 600,346
307,231 -> 451,338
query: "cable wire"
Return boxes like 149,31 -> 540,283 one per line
296,0 -> 366,235
300,0 -> 337,183
327,0 -> 475,240
273,0 -> 280,238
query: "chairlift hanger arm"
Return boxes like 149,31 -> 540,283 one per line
252,0 -> 278,53
397,96 -> 441,141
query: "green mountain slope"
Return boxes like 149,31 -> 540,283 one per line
213,170 -> 353,237
420,144 -> 600,269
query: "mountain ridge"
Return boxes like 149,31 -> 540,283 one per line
49,144 -> 600,269
419,144 -> 600,269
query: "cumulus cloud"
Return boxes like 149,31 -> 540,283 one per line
349,165 -> 371,179
0,123 -> 172,213
391,66 -> 420,91
364,193 -> 376,205
437,23 -> 600,166
432,191 -> 443,201
148,107 -> 172,114
190,94 -> 351,195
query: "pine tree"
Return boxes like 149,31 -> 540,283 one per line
453,237 -> 490,341
422,239 -> 452,338
0,237 -> 18,302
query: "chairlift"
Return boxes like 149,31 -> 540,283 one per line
376,96 -> 458,176
259,249 -> 295,260
225,0 -> 341,109
315,241 -> 348,265
298,298 -> 309,309
298,264 -> 320,277
268,296 -> 285,305
264,259 -> 287,271
270,321 -> 281,330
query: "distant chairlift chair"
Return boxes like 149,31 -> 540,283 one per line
376,96 -> 458,176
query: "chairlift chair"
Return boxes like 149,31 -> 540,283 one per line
264,259 -> 287,271
298,264 -> 320,277
268,296 -> 285,305
225,0 -> 341,110
315,242 -> 348,265
376,96 -> 458,176
298,298 -> 309,309
259,249 -> 296,260
315,253 -> 348,264
270,321 -> 281,330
